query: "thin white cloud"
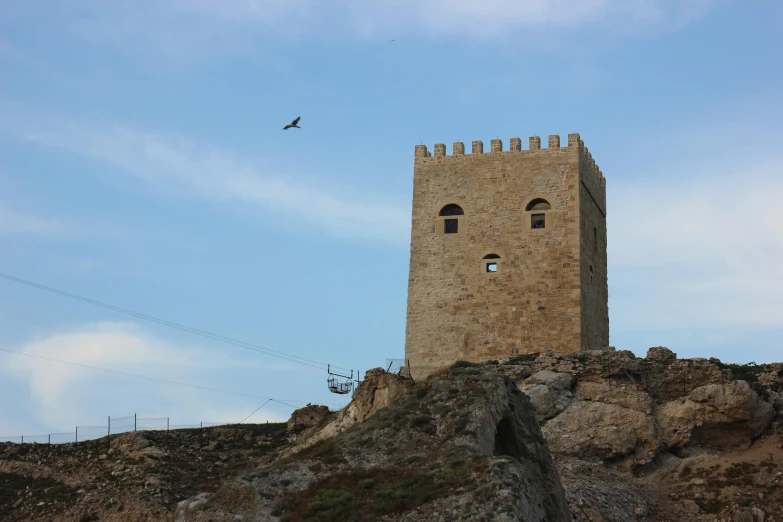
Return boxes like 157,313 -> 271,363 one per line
0,201 -> 204,255
609,161 -> 783,330
0,322 -> 296,433
95,0 -> 724,34
0,205 -> 75,237
3,108 -> 410,247
0,0 -> 723,60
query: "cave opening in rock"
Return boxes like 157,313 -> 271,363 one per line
493,417 -> 521,458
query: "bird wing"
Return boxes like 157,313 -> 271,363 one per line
292,116 -> 300,125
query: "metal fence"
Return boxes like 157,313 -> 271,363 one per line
0,414 -> 242,445
385,359 -> 405,374
385,358 -> 412,380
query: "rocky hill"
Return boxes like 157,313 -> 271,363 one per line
2,347 -> 782,522
0,422 -> 288,521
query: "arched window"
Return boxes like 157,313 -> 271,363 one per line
525,198 -> 551,211
483,254 -> 500,272
439,204 -> 464,234
526,198 -> 551,229
439,204 -> 464,216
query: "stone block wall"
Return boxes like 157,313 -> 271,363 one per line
404,133 -> 608,380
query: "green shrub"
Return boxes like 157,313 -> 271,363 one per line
304,490 -> 354,517
452,360 -> 481,368
408,414 -> 431,428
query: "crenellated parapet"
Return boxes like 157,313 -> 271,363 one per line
415,133 -> 605,186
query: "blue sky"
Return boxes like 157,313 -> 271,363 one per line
1,0 -> 782,437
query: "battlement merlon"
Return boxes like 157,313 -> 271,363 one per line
414,133 -> 605,186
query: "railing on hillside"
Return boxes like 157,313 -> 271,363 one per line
385,358 -> 413,381
0,414 -> 266,446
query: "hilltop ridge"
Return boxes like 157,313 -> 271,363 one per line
2,347 -> 782,522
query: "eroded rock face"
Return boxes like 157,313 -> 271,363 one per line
498,349 -> 783,522
657,380 -> 775,449
281,367 -> 415,456
758,372 -> 782,390
555,457 -> 650,522
543,400 -> 658,462
576,381 -> 652,415
504,349 -> 778,463
286,405 -> 329,434
177,365 -> 572,522
647,346 -> 677,360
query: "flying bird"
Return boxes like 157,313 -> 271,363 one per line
283,116 -> 301,130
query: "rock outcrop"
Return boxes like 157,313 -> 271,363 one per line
499,348 -> 780,468
518,370 -> 574,422
496,347 -> 783,522
658,380 -> 775,449
280,367 -> 416,457
177,363 -> 572,522
287,405 -> 329,434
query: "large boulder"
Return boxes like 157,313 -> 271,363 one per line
524,378 -> 660,465
657,380 -> 775,449
287,405 -> 330,434
519,370 -> 574,421
542,400 -> 659,464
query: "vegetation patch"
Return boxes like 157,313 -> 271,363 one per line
709,360 -> 781,383
708,360 -> 780,400
408,414 -> 435,435
505,354 -> 540,365
452,360 -> 482,369
280,460 -> 489,521
282,439 -> 346,467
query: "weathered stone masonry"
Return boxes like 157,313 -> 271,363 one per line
404,133 -> 609,380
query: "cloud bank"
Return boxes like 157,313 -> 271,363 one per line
609,162 -> 783,331
0,322 -> 296,434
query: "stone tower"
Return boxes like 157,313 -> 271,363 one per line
403,133 -> 608,380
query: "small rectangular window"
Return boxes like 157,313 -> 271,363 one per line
444,219 -> 458,234
531,214 -> 545,229
593,227 -> 598,252
486,263 -> 498,273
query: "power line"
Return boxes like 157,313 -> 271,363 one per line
0,273 -> 352,372
238,399 -> 272,424
0,347 -> 302,409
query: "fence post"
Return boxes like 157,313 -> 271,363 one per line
75,427 -> 78,443
48,434 -> 51,445
167,418 -> 169,431
108,416 -> 111,449
21,435 -> 23,444
134,414 -> 137,432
